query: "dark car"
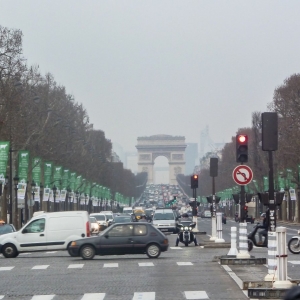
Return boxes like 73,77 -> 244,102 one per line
246,215 -> 255,224
111,214 -> 132,224
68,222 -> 169,260
0,224 -> 15,235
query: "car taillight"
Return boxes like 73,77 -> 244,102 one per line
86,221 -> 90,237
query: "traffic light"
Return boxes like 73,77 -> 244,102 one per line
262,112 -> 278,151
191,174 -> 198,189
210,157 -> 218,177
236,134 -> 248,163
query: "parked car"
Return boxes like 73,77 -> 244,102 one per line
202,210 -> 211,218
0,211 -> 90,258
68,222 -> 169,260
90,213 -> 108,231
89,217 -> 100,235
0,224 -> 16,236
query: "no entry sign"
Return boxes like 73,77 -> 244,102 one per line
232,165 -> 253,185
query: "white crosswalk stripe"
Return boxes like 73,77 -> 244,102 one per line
32,265 -> 49,270
132,292 -> 155,300
288,260 -> 300,264
170,247 -> 182,249
68,264 -> 84,269
177,262 -> 193,266
185,291 -> 209,299
0,267 -> 14,271
103,263 -> 118,268
31,295 -> 55,300
81,293 -> 106,300
138,262 -> 154,267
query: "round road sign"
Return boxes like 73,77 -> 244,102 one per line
232,165 -> 253,185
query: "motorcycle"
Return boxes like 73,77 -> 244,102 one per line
247,222 -> 268,252
288,230 -> 300,254
176,221 -> 196,247
234,215 -> 240,223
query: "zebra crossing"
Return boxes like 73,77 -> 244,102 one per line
0,291 -> 210,299
0,261 -> 196,271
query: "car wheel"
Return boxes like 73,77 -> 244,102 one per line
80,245 -> 95,260
2,244 -> 18,258
146,243 -> 161,258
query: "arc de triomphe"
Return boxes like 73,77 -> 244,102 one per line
136,135 -> 186,185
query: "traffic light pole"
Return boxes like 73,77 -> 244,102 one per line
210,176 -> 217,241
240,185 -> 246,222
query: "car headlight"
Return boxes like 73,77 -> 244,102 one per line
189,227 -> 192,230
184,227 -> 188,230
180,227 -> 184,231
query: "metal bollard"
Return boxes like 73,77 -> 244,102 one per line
210,215 -> 217,241
215,212 -> 225,243
264,231 -> 277,281
227,227 -> 238,256
236,222 -> 250,258
272,227 -> 293,288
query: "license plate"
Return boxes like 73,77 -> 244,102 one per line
161,229 -> 168,232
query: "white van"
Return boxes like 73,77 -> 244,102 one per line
0,211 -> 90,258
123,207 -> 133,214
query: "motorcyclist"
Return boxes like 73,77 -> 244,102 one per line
175,213 -> 199,246
234,213 -> 239,222
258,209 -> 269,245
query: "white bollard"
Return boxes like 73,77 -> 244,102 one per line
273,227 -> 292,288
265,231 -> 278,281
193,216 -> 199,232
215,212 -> 225,243
227,227 -> 238,256
210,215 -> 217,241
236,222 -> 250,258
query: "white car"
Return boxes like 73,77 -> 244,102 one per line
89,217 -> 100,235
90,213 -> 108,231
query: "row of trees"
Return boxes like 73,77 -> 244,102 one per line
0,25 -> 146,202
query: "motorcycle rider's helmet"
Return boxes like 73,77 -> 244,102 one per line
182,213 -> 189,218
283,286 -> 300,300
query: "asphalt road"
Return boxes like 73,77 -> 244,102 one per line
0,233 -> 248,300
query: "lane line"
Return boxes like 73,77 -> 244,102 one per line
139,263 -> 154,267
177,262 -> 193,266
0,267 -> 14,271
32,265 -> 49,270
184,291 -> 209,299
31,296 -> 55,300
81,293 -> 106,300
68,264 -> 84,269
103,263 -> 118,268
132,292 -> 155,300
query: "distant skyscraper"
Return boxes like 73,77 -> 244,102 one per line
185,143 -> 198,175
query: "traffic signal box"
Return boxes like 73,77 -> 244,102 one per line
191,174 -> 198,189
236,134 -> 248,163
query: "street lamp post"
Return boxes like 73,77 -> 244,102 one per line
30,180 -> 36,221
13,175 -> 19,229
52,185 -> 57,212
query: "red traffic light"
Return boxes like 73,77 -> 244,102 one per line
238,135 -> 247,143
244,205 -> 248,210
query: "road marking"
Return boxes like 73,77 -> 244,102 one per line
288,261 -> 300,264
139,263 -> 154,267
81,293 -> 106,300
184,291 -> 209,299
68,264 -> 84,269
45,251 -> 57,254
103,263 -> 118,268
0,267 -> 14,271
177,262 -> 193,266
170,247 -> 182,249
0,296 -> 4,299
32,265 -> 49,270
31,296 -> 55,300
19,253 -> 31,255
132,292 -> 155,300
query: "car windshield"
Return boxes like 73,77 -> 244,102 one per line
0,224 -> 15,235
89,217 -> 97,223
92,215 -> 106,221
105,214 -> 113,219
114,217 -> 131,223
153,213 -> 174,220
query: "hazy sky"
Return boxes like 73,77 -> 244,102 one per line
1,1 -> 300,155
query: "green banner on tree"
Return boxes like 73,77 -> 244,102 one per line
69,172 -> 76,192
53,166 -> 62,187
44,162 -> 53,188
62,169 -> 70,190
0,141 -> 9,183
75,175 -> 82,192
18,150 -> 29,184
